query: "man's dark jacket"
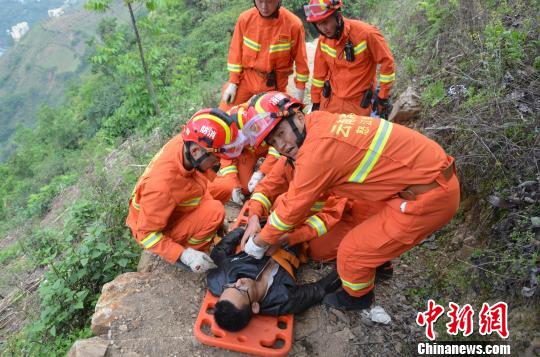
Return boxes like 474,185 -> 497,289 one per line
207,228 -> 337,316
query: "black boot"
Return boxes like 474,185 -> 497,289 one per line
323,289 -> 374,311
375,261 -> 393,282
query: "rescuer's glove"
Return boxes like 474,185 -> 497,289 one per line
231,187 -> 245,205
179,248 -> 217,273
222,83 -> 238,104
372,96 -> 392,119
244,234 -> 268,259
248,171 -> 265,192
293,88 -> 305,103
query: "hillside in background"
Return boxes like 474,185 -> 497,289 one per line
0,0 -> 128,158
0,0 -> 538,355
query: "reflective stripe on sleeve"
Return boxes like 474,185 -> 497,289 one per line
227,63 -> 242,73
269,211 -> 294,232
251,192 -> 271,212
188,233 -> 215,245
178,196 -> 202,207
310,201 -> 325,212
141,231 -> 163,249
305,215 -> 327,237
312,78 -> 325,88
296,73 -> 309,83
379,72 -> 396,83
218,165 -> 238,176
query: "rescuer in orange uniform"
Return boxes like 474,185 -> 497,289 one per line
241,92 -> 460,310
219,0 -> 310,111
208,104 -> 281,204
243,154 -> 349,261
126,108 -> 246,273
305,0 -> 395,117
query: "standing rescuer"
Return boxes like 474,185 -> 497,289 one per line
305,0 -> 395,117
220,0 -> 309,111
126,108 -> 246,273
240,92 -> 460,310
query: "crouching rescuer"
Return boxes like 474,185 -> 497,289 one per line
126,108 -> 246,273
240,92 -> 460,310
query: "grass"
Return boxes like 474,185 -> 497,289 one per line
37,44 -> 80,73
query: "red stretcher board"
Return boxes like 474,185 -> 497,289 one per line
193,202 -> 294,356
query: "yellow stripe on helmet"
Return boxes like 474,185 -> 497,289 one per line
191,114 -> 232,144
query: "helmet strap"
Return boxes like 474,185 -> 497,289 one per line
313,11 -> 344,39
184,141 -> 211,173
286,115 -> 306,148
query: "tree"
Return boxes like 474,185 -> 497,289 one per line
85,0 -> 162,115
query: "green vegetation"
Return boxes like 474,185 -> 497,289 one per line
0,1 -> 249,354
0,2 -> 131,159
0,0 -> 538,354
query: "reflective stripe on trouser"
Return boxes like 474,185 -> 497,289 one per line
219,70 -> 289,111
337,173 -> 460,297
321,94 -> 372,116
308,199 -> 386,262
126,198 -> 225,264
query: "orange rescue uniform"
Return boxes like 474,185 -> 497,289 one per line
247,156 -> 349,261
126,135 -> 225,264
259,112 -> 460,296
220,7 -> 309,111
208,145 -> 281,203
311,18 -> 395,115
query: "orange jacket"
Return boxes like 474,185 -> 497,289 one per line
217,145 -> 281,187
311,18 -> 395,103
227,7 -> 310,89
248,156 -> 348,246
126,135 -> 218,263
259,112 -> 453,244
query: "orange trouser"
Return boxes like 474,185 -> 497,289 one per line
320,92 -> 372,116
308,199 -> 387,261
208,153 -> 259,203
219,69 -> 289,112
128,199 -> 224,261
337,172 -> 460,297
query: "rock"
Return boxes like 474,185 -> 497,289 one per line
330,308 -> 350,325
92,272 -> 152,336
531,217 -> 540,228
137,251 -> 161,273
67,337 -> 109,357
388,87 -> 421,123
486,195 -> 514,208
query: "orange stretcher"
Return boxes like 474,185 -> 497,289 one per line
193,203 -> 294,357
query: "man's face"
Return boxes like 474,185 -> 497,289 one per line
219,278 -> 259,313
266,112 -> 305,160
189,143 -> 220,171
315,15 -> 338,38
254,0 -> 280,17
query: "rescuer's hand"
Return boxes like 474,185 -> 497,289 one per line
241,215 -> 261,249
222,83 -> 238,104
179,248 -> 217,273
231,187 -> 245,205
248,171 -> 265,193
244,234 -> 268,259
293,88 -> 305,103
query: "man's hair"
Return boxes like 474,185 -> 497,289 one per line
214,300 -> 252,332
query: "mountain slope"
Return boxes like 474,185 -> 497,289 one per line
0,1 -> 128,157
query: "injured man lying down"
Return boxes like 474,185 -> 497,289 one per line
207,227 -> 340,332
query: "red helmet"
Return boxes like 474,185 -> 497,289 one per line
227,103 -> 250,130
243,92 -> 304,148
304,0 -> 343,23
182,108 -> 246,159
